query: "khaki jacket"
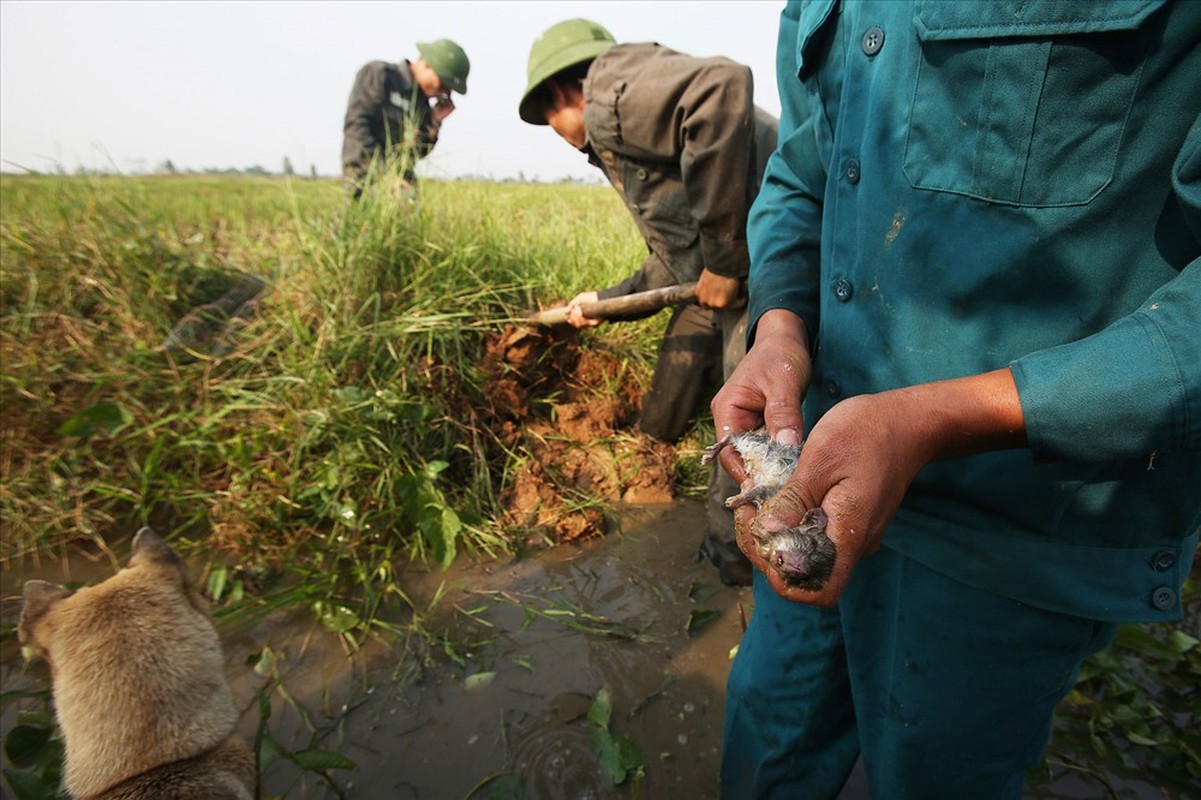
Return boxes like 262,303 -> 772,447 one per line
583,42 -> 778,298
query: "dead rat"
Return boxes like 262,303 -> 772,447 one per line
702,430 -> 835,590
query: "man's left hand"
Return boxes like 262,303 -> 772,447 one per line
696,269 -> 744,309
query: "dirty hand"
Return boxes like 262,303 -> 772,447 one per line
741,390 -> 928,606
432,96 -> 456,123
734,367 -> 1029,606
695,269 -> 744,309
566,291 -> 602,328
710,309 -> 812,489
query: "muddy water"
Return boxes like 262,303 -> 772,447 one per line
0,502 -> 755,799
239,501 -> 752,799
0,501 -> 1184,799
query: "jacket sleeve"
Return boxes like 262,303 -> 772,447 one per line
413,108 -> 440,159
341,62 -> 385,179
746,0 -> 826,345
605,46 -> 760,279
1010,117 -> 1201,462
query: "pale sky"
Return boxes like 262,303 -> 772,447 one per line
0,1 -> 785,181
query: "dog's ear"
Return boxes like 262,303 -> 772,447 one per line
130,526 -> 210,615
130,526 -> 184,569
19,580 -> 72,641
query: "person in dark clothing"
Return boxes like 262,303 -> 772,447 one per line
519,19 -> 778,586
341,38 -> 469,200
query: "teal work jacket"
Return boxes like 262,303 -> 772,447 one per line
750,0 -> 1201,622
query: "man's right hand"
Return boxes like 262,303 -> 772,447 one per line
432,96 -> 456,123
566,291 -> 603,328
695,269 -> 745,309
710,309 -> 811,450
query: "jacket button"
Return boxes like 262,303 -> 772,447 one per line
636,167 -> 648,181
862,27 -> 885,57
845,159 -> 861,184
1151,586 -> 1177,611
1151,550 -> 1175,572
825,377 -> 841,398
834,278 -> 854,302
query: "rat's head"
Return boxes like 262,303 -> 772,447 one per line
769,508 -> 835,590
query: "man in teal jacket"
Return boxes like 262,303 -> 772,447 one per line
711,0 -> 1201,797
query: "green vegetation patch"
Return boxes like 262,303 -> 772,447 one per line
0,173 -> 663,631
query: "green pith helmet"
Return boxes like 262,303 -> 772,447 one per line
417,38 -> 470,95
519,18 -> 615,124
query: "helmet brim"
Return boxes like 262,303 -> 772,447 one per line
518,39 -> 611,125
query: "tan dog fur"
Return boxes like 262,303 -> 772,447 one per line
18,528 -> 255,800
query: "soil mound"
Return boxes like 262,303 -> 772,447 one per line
480,326 -> 676,545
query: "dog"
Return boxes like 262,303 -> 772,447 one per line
18,527 -> 255,799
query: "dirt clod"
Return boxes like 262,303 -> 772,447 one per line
482,325 -> 675,544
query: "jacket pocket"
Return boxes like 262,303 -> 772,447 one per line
625,160 -> 700,256
902,0 -> 1162,207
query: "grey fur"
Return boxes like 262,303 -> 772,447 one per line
703,430 -> 835,590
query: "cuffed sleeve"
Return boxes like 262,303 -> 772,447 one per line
1012,262 -> 1201,461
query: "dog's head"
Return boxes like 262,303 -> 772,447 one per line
19,528 -> 238,798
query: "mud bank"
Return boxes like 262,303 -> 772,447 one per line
236,501 -> 746,799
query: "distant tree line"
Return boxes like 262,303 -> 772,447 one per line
16,158 -> 600,184
154,158 -> 321,178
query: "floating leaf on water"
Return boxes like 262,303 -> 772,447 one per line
314,602 -> 360,634
686,608 -> 721,635
590,726 -> 627,785
589,726 -> 644,786
465,671 -> 497,691
582,686 -> 644,785
251,645 -> 278,678
257,734 -> 288,771
587,686 -> 613,728
465,773 -> 525,800
290,748 -> 358,771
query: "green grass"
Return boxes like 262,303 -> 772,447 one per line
0,170 -> 658,634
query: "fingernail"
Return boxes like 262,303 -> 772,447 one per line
776,428 -> 800,445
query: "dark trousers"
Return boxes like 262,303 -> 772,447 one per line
638,304 -> 748,560
722,546 -> 1119,799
